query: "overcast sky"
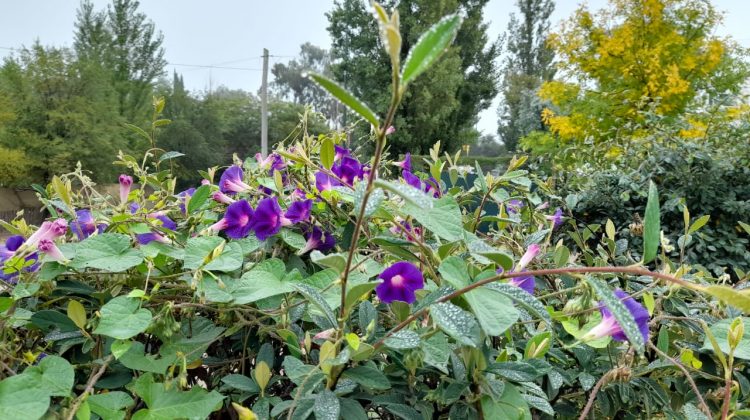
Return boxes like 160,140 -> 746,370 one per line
1,0 -> 749,136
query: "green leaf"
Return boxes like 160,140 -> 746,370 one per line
158,151 -> 184,162
308,73 -> 379,128
585,277 -> 645,353
688,215 -> 710,234
131,374 -> 225,420
93,296 -> 152,340
88,391 -> 134,420
484,283 -> 552,328
342,365 -> 391,390
119,342 -> 175,374
222,374 -> 260,393
204,242 -> 244,272
405,196 -> 464,242
354,182 -> 384,218
400,14 -> 463,86
293,283 -> 338,329
480,384 -> 531,420
159,317 -> 225,361
71,233 -> 144,272
67,300 -> 87,330
374,179 -> 434,209
704,285 -> 750,312
438,257 -> 470,289
230,259 -> 292,304
642,181 -> 660,264
186,185 -> 210,214
0,374 -> 50,420
465,288 -> 519,336
344,282 -> 378,311
183,236 -> 224,270
384,330 -> 421,350
27,355 -> 74,397
321,138 -> 335,170
430,302 -> 481,347
701,317 -> 750,359
281,229 -> 306,250
739,221 -> 750,235
313,390 -> 340,420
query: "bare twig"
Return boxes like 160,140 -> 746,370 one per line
578,369 -> 618,420
648,342 -> 711,417
65,355 -> 114,420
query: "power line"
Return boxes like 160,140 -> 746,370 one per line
167,62 -> 262,71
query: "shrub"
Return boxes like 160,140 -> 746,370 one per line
566,141 -> 750,276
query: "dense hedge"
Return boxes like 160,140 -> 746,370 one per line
567,141 -> 750,275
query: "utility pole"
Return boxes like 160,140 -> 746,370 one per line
260,48 -> 269,158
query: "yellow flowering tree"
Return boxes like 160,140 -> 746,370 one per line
535,0 -> 748,156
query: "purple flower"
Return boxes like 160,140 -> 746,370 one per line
70,210 -> 96,240
210,200 -> 255,239
497,267 -> 535,295
291,188 -> 306,201
375,261 -> 425,304
219,166 -> 251,195
315,171 -> 341,192
249,197 -> 284,240
119,174 -> 133,204
177,188 -> 196,214
385,125 -> 396,135
517,244 -> 540,271
506,199 -> 524,215
584,289 -> 650,343
212,191 -> 235,205
299,226 -> 336,254
334,145 -> 351,162
332,156 -> 362,186
255,153 -> 286,172
136,232 -> 170,245
201,179 -> 211,185
1,235 -> 38,283
546,208 -> 564,229
38,239 -> 67,263
152,215 -> 177,231
129,202 -> 140,214
424,177 -> 441,198
394,153 -> 411,172
282,200 -> 312,225
402,170 -> 422,190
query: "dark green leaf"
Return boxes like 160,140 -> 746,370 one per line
342,365 -> 391,390
430,302 -> 481,347
186,185 -> 210,214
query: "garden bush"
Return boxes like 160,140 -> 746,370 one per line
1,4 -> 750,419
565,140 -> 750,277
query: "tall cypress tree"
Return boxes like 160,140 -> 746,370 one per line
327,0 -> 500,154
497,0 -> 555,151
74,0 -> 166,122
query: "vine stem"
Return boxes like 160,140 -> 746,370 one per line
372,265 -> 700,350
648,342 -> 712,417
338,78 -> 401,330
65,355 -> 114,420
721,353 -> 734,419
578,368 -> 618,420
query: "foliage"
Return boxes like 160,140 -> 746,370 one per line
272,43 -> 341,126
74,0 -> 167,122
496,0 -> 555,151
565,139 -> 750,276
1,3 -> 749,420
327,0 -> 500,154
537,0 -> 749,159
0,43 -> 128,186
